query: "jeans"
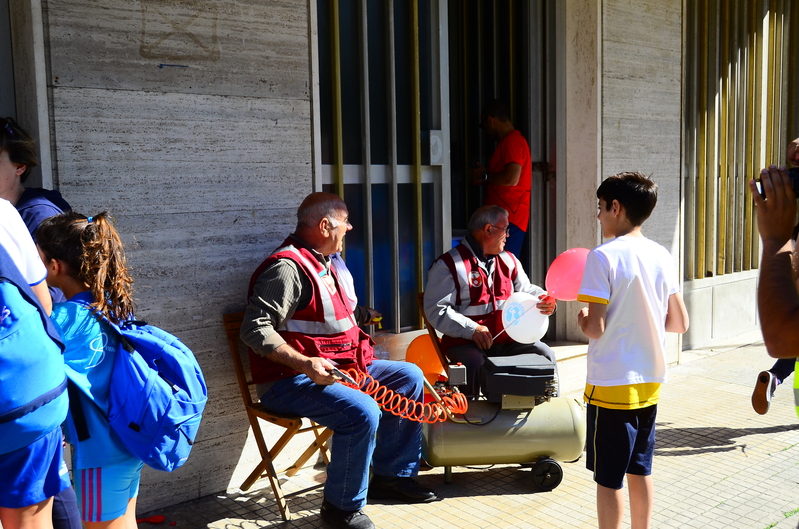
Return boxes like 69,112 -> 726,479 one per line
504,223 -> 526,260
446,340 -> 557,397
770,357 -> 796,384
261,360 -> 424,511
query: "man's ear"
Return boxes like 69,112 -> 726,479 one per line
483,223 -> 492,235
15,164 -> 26,177
611,199 -> 622,217
319,217 -> 331,237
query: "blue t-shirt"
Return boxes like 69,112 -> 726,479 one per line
15,188 -> 71,303
52,292 -> 136,469
15,188 -> 71,242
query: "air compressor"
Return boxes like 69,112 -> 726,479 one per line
421,353 -> 586,491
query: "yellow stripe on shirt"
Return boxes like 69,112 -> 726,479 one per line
577,294 -> 609,305
584,383 -> 661,409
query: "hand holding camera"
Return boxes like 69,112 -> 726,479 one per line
756,167 -> 799,198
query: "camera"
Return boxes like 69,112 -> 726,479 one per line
757,167 -> 799,198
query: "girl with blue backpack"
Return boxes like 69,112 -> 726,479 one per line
37,211 -> 142,529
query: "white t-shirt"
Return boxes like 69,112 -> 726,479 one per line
330,252 -> 358,311
577,235 -> 680,386
0,198 -> 47,285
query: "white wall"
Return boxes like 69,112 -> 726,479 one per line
558,0 -> 685,359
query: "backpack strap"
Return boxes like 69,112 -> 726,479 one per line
0,245 -> 64,351
0,377 -> 68,425
66,381 -> 92,442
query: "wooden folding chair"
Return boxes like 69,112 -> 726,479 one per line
417,292 -> 451,371
223,312 -> 333,521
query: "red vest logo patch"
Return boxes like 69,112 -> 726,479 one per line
469,270 -> 483,288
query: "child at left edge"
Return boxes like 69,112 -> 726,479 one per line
37,211 -> 143,529
575,172 -> 689,529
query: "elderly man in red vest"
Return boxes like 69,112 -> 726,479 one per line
241,192 -> 435,529
424,205 -> 557,397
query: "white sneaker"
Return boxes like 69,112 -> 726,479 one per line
751,371 -> 777,415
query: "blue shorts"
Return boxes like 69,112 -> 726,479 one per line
74,457 -> 144,522
586,403 -> 657,490
0,426 -> 70,508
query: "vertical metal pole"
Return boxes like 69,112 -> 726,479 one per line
330,0 -> 345,199
410,0 -> 424,327
308,0 -> 324,192
358,0 -> 374,309
508,0 -> 515,118
743,0 -> 759,270
696,0 -> 707,279
717,0 -> 728,276
431,0 -> 452,258
684,0 -> 695,280
387,0 -> 401,331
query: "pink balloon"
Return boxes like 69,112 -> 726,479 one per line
545,248 -> 590,301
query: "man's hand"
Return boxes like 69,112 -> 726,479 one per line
749,165 -> 797,245
471,162 -> 487,185
364,307 -> 383,326
536,294 -> 557,316
471,324 -> 493,350
301,357 -> 340,385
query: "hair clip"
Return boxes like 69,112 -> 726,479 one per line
87,216 -> 94,223
2,121 -> 13,137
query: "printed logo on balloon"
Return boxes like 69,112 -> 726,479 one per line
500,292 -> 549,344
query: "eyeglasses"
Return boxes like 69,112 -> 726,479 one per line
327,217 -> 352,229
490,225 -> 511,235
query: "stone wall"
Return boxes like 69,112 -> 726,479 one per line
600,0 -> 685,361
43,0 -> 314,509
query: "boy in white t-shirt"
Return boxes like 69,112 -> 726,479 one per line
576,172 -> 689,529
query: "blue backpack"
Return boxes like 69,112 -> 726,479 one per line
70,312 -> 207,472
0,246 -> 68,455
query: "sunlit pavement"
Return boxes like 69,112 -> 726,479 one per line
137,342 -> 799,529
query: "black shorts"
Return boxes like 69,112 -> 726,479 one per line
586,403 -> 657,490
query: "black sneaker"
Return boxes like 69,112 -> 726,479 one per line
367,475 -> 437,503
320,499 -> 374,529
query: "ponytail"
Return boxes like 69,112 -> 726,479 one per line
37,211 -> 135,323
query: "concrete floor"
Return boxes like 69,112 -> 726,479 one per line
137,342 -> 799,529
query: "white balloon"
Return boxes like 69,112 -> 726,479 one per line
501,292 -> 550,344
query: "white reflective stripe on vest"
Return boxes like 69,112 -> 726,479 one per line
497,251 -> 516,270
275,246 -> 358,334
448,244 -> 516,314
450,253 -> 472,309
283,317 -> 356,334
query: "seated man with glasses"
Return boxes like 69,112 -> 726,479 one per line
241,192 -> 435,529
423,205 -> 557,397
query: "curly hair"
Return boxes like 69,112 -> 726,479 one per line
37,211 -> 135,323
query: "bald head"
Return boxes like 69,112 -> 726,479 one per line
296,192 -> 347,230
293,192 -> 351,254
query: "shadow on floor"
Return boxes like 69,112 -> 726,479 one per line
655,422 -> 799,456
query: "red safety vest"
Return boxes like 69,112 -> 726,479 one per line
437,242 -> 519,351
247,240 -> 374,384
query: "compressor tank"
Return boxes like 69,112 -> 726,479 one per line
422,397 -> 586,466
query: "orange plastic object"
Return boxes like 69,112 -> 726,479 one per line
405,334 -> 446,385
